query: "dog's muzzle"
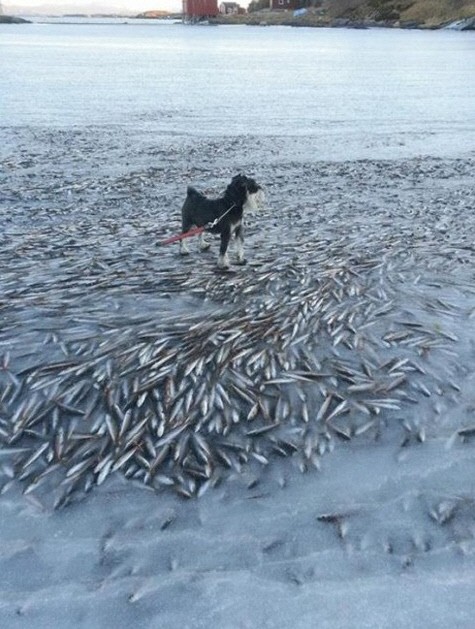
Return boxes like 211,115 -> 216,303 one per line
246,188 -> 265,211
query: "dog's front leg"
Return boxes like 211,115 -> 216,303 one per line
199,231 -> 210,252
217,226 -> 231,269
234,223 -> 247,265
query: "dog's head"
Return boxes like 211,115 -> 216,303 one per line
227,174 -> 264,210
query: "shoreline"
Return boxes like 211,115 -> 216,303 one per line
2,13 -> 475,31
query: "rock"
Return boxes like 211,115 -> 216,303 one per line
329,18 -> 350,27
399,20 -> 422,29
443,17 -> 475,31
0,15 -> 30,23
346,21 -> 369,29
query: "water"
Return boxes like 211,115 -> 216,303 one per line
1,20 -> 475,159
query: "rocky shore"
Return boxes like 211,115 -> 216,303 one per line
211,6 -> 475,30
0,15 -> 30,23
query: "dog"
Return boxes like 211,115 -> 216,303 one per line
179,174 -> 262,269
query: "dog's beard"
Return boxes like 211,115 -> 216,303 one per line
243,189 -> 265,212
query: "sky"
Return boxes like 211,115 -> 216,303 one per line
3,0 -> 183,14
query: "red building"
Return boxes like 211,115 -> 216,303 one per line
183,0 -> 219,19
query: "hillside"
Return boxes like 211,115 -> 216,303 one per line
214,0 -> 475,29
326,0 -> 475,27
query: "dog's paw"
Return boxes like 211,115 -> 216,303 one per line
214,267 -> 236,275
235,258 -> 248,266
200,242 -> 211,252
217,254 -> 230,269
179,249 -> 190,256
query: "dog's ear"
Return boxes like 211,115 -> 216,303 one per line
231,174 -> 247,188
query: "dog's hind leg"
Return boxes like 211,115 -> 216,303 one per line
234,223 -> 247,265
180,215 -> 192,255
217,226 -> 231,269
180,236 -> 190,256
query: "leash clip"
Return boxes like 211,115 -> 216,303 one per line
207,203 -> 236,230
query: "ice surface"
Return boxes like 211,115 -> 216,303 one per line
1,436 -> 475,628
1,21 -> 475,629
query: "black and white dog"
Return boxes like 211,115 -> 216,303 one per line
179,174 -> 262,269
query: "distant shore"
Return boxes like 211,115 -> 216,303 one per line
209,9 -> 475,31
1,9 -> 474,31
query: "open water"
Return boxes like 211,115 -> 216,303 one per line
1,20 -> 475,159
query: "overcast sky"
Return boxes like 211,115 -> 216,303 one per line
4,1 -> 183,13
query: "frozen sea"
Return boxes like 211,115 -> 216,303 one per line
1,19 -> 475,629
1,20 -> 475,158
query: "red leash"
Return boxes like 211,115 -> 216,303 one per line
158,225 -> 206,246
158,203 -> 236,247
